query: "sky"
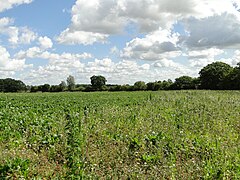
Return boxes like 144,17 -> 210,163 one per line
1,0 -> 240,85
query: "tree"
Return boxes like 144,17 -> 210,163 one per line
0,78 -> 26,92
133,81 -> 147,91
39,84 -> 50,92
59,81 -> 67,91
172,76 -> 195,90
199,62 -> 233,90
90,75 -> 107,90
225,62 -> 240,90
30,86 -> 38,92
146,82 -> 155,91
161,79 -> 173,90
67,75 -> 75,91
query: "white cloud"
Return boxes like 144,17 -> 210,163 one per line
183,13 -> 240,49
71,0 -> 125,34
110,46 -> 119,55
0,17 -> 13,27
219,50 -> 240,66
0,45 -> 30,73
121,28 -> 181,61
15,47 -> 92,62
153,58 -> 179,68
57,28 -> 108,45
3,0 -> 240,85
17,48 -> 93,85
38,36 -> 53,49
20,57 -> 153,85
187,48 -> 224,68
18,27 -> 37,44
57,0 -> 240,45
0,0 -> 33,12
0,17 -> 37,45
153,58 -> 193,74
187,48 -> 224,59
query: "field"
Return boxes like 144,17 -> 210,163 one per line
0,91 -> 240,179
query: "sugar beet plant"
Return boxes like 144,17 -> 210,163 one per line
64,110 -> 84,178
0,91 -> 240,179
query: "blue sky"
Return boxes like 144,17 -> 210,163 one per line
1,0 -> 240,85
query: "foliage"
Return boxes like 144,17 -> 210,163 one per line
50,85 -> 62,92
67,75 -> 75,91
0,91 -> 240,178
133,81 -> 147,90
225,62 -> 240,90
39,84 -> 51,92
3,61 -> 240,92
199,62 -> 233,90
171,76 -> 197,90
59,81 -> 67,91
0,78 -> 26,92
146,80 -> 173,91
0,158 -> 30,179
90,75 -> 107,90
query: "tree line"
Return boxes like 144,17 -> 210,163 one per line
1,61 -> 240,93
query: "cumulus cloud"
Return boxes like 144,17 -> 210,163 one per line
153,58 -> 193,76
121,28 -> 181,61
38,36 -> 53,49
218,50 -> 240,66
0,17 -> 37,45
183,13 -> 240,49
186,48 -> 224,67
16,48 -> 93,85
57,28 -> 108,45
22,58 -> 152,85
57,0 -> 239,45
3,0 -> 240,84
15,47 -> 92,62
110,46 -> 120,55
0,0 -> 33,12
0,46 -> 30,73
71,0 -> 125,34
0,17 -> 13,27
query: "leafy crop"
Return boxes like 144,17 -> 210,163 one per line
0,91 -> 240,179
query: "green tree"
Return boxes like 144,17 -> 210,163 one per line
90,75 -> 107,90
67,75 -> 75,91
59,81 -> 67,91
161,79 -> 173,90
199,62 -> 233,90
172,76 -> 195,90
0,78 -> 26,92
30,86 -> 38,92
225,62 -> 240,90
146,82 -> 155,91
50,85 -> 61,92
41,84 -> 50,92
133,81 -> 147,91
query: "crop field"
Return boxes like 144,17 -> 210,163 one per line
0,91 -> 240,179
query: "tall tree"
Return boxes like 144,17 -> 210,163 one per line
41,84 -> 50,92
67,75 -> 75,91
90,75 -> 107,89
59,81 -> 67,91
172,76 -> 196,90
0,78 -> 26,92
133,81 -> 147,91
225,62 -> 240,90
199,62 -> 233,90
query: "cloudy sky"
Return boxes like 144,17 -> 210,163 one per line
1,0 -> 240,85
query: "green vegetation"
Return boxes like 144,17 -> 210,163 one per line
1,91 -> 240,179
2,62 -> 240,93
0,78 -> 26,92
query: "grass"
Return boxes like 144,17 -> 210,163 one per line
0,91 -> 240,179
